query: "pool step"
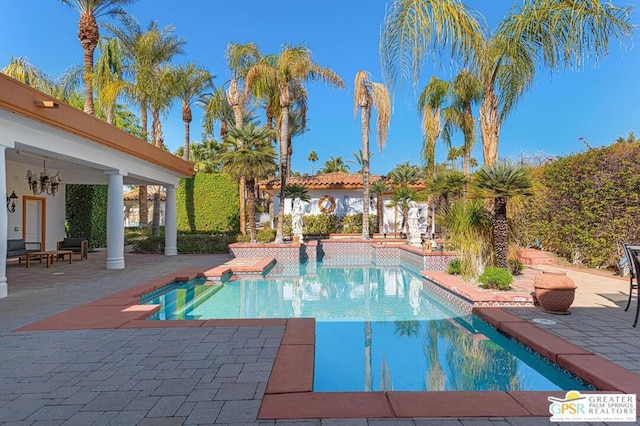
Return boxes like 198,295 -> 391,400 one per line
203,257 -> 276,281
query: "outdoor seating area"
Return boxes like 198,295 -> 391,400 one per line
6,239 -> 41,263
56,237 -> 88,261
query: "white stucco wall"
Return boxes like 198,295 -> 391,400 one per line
6,159 -> 66,250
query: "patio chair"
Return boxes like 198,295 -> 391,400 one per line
625,246 -> 640,327
622,244 -> 640,312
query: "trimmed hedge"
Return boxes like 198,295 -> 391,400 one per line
65,184 -> 107,249
177,173 -> 239,234
133,234 -> 233,253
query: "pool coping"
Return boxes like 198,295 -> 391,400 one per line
14,265 -> 640,419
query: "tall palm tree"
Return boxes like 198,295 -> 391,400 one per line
318,156 -> 350,174
245,44 -> 345,243
107,16 -> 184,227
148,64 -> 175,148
218,124 -> 276,242
172,63 -> 213,161
307,150 -> 318,176
417,77 -> 449,179
224,42 -> 262,236
471,161 -> 533,268
442,69 -> 482,176
381,0 -> 632,166
60,0 -> 135,115
354,70 -> 391,239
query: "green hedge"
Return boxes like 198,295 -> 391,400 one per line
177,173 -> 239,234
133,234 -> 233,253
521,140 -> 640,268
65,184 -> 107,249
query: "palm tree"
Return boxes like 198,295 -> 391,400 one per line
224,42 -> 262,237
381,0 -> 632,166
442,69 -> 482,176
284,183 -> 311,203
93,37 -> 124,124
354,70 -> 391,239
1,56 -> 54,93
245,44 -> 345,243
107,16 -> 184,227
417,77 -> 449,179
60,0 -> 135,115
318,156 -> 350,174
218,124 -> 276,242
471,161 -> 533,268
172,63 -> 213,161
307,150 -> 318,176
370,180 -> 388,233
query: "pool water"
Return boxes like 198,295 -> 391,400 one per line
141,262 -> 594,392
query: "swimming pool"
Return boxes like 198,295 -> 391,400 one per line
141,262 -> 593,392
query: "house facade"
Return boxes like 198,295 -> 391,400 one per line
1,74 -> 193,298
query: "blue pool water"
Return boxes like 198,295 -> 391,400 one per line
141,262 -> 593,392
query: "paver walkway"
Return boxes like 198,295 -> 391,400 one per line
0,249 -> 638,425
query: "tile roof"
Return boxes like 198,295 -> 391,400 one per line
123,186 -> 166,201
260,172 -> 386,190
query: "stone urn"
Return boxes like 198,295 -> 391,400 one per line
533,271 -> 577,314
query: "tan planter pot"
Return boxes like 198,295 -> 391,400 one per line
533,271 -> 577,315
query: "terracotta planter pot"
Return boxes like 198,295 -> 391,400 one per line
533,271 -> 577,315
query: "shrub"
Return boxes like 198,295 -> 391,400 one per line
447,259 -> 461,275
478,267 -> 513,290
340,213 -> 377,234
508,259 -> 524,275
133,234 -> 233,253
235,228 -> 276,243
283,213 -> 340,236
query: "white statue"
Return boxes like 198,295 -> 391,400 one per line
407,200 -> 422,247
292,197 -> 304,243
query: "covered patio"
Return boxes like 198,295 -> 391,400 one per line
0,74 -> 194,298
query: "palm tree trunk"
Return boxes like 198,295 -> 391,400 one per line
246,178 -> 258,243
376,196 -> 384,234
275,105 -> 290,243
79,12 -> 97,116
230,93 -> 247,236
140,99 -> 148,142
183,104 -> 192,161
493,197 -> 509,268
361,105 -> 371,239
480,87 -> 500,166
139,185 -> 148,228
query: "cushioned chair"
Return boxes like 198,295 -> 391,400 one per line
57,238 -> 88,261
7,239 -> 42,262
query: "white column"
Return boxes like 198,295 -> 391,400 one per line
0,145 -> 8,297
164,185 -> 177,256
105,171 -> 125,269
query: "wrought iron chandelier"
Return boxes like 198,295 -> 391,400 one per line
26,160 -> 62,196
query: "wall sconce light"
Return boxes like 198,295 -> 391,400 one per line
6,191 -> 18,213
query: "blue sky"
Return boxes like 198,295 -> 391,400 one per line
1,1 -> 638,176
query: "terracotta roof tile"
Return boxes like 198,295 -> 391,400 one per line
123,186 -> 166,201
260,172 -> 385,190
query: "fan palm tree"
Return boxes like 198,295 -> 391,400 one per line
318,156 -> 350,174
354,70 -> 391,239
442,69 -> 482,176
381,0 -> 632,166
60,0 -> 135,115
417,77 -> 449,179
245,44 -> 345,243
471,161 -> 533,268
307,150 -> 318,176
218,124 -> 276,242
172,63 -> 213,161
284,183 -> 311,203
